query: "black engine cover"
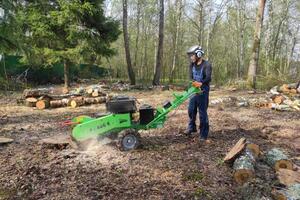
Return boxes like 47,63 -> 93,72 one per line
139,104 -> 155,125
106,96 -> 137,114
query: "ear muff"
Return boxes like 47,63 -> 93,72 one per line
195,49 -> 204,58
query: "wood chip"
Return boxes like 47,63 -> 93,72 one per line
0,137 -> 14,144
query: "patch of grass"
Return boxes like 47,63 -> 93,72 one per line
183,171 -> 204,182
193,188 -> 212,199
215,157 -> 224,167
0,188 -> 15,199
115,169 -> 125,176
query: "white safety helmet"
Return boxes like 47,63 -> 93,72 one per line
187,45 -> 205,58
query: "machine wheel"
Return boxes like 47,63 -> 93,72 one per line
117,129 -> 141,151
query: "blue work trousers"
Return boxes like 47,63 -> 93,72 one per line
188,87 -> 209,139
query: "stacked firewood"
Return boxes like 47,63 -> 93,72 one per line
21,85 -> 107,110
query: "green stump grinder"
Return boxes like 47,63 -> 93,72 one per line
70,85 -> 201,151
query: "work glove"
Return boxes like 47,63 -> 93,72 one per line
192,81 -> 202,88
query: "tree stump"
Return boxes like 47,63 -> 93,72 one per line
233,149 -> 256,184
39,135 -> 71,149
266,148 -> 293,171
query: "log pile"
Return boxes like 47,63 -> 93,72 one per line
224,138 -> 296,186
265,148 -> 297,198
209,82 -> 300,111
22,85 -> 107,110
267,83 -> 300,111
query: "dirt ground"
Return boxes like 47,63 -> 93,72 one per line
0,87 -> 299,200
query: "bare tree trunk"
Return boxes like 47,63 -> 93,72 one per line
265,1 -> 274,75
64,60 -> 70,88
247,0 -> 266,89
206,2 -> 211,58
133,0 -> 141,78
153,0 -> 164,85
169,0 -> 182,83
235,0 -> 245,78
123,0 -> 136,85
288,25 -> 299,72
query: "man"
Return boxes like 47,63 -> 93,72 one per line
185,45 -> 212,144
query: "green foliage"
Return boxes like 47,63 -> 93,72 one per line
183,171 -> 204,182
194,187 -> 211,199
13,0 -> 120,67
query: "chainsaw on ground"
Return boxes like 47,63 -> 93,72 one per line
69,84 -> 201,151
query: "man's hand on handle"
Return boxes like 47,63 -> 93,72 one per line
192,81 -> 202,88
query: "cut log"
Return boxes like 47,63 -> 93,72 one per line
279,84 -> 290,94
25,97 -> 38,107
84,97 -> 96,104
270,86 -> 280,95
50,99 -> 68,108
70,97 -> 84,108
75,87 -> 85,95
266,148 -> 293,171
224,137 -> 247,163
272,183 -> 300,200
0,137 -> 14,145
270,104 -> 292,111
92,89 -> 99,97
94,96 -> 106,104
233,149 -> 256,184
276,168 -> 300,186
62,87 -> 69,94
87,88 -> 94,95
272,95 -> 285,104
39,135 -> 71,149
47,93 -> 81,100
23,88 -> 52,98
36,99 -> 50,110
246,143 -> 260,158
290,89 -> 297,94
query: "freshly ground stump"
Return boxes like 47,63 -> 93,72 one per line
39,135 -> 72,150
